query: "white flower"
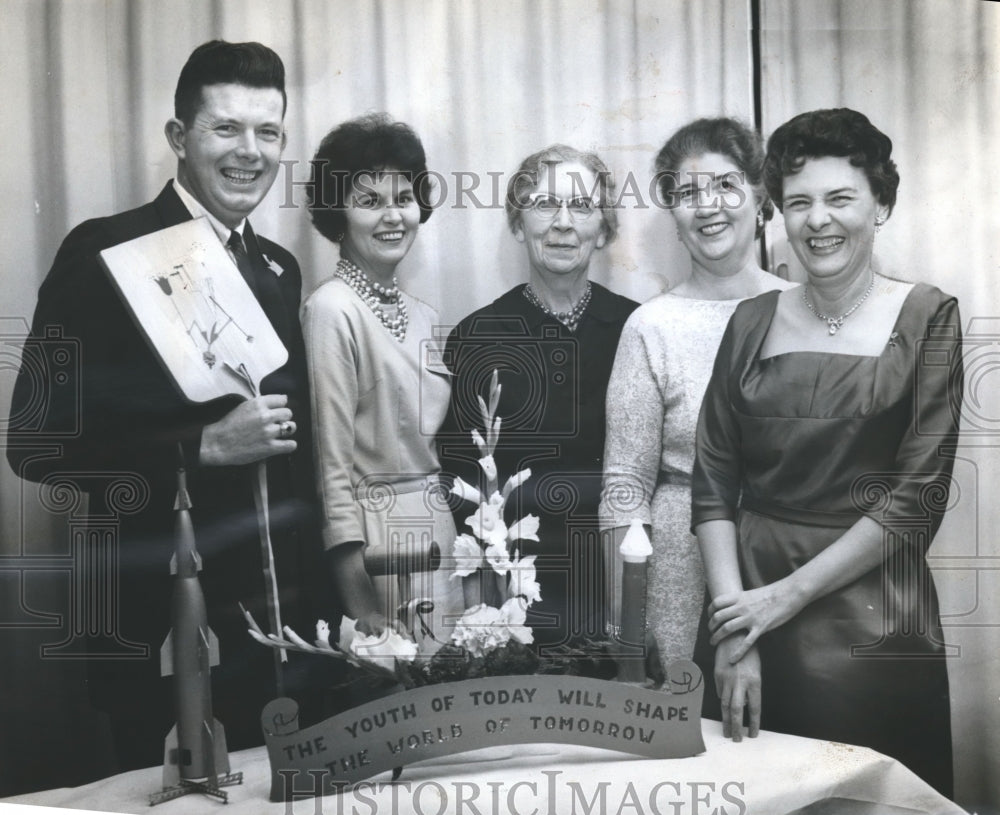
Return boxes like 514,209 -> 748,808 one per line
351,628 -> 419,664
314,620 -> 336,652
451,603 -> 511,657
509,554 -> 542,605
502,468 -> 532,500
338,616 -> 359,653
507,514 -> 540,543
471,428 -> 488,456
478,455 -> 498,481
450,476 -> 483,505
465,492 -> 508,547
485,542 -> 511,575
451,534 -> 484,578
499,597 -> 533,645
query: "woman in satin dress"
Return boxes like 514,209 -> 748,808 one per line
692,108 -> 962,797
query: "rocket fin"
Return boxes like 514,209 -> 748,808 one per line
160,631 -> 174,677
200,719 -> 218,781
161,724 -> 180,787
212,719 -> 231,774
207,626 -> 220,667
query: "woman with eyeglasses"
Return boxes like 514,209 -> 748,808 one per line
600,119 -> 794,678
440,144 -> 638,652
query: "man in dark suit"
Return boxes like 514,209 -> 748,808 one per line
6,40 -> 330,773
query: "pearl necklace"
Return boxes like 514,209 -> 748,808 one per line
801,276 -> 876,336
523,282 -> 592,332
335,258 -> 408,342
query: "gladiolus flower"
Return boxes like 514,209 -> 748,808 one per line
478,455 -> 498,481
502,469 -> 532,500
315,620 -> 336,652
466,492 -> 508,547
507,514 -> 540,543
451,534 -> 484,578
499,597 -> 533,645
509,554 -> 542,605
485,542 -> 512,575
351,629 -> 419,664
450,477 -> 483,505
471,428 -> 488,456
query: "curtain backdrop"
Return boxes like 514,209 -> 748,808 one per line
0,1 -> 997,811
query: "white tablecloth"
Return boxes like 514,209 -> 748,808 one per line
0,720 -> 965,815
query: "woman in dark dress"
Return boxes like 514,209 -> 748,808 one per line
692,108 -> 962,797
440,144 -> 637,652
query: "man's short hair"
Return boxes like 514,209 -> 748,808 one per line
174,40 -> 287,125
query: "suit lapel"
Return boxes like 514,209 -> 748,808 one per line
242,222 -> 291,343
151,182 -> 194,228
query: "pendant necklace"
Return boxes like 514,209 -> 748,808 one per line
335,258 -> 408,342
801,275 -> 876,336
523,281 -> 592,332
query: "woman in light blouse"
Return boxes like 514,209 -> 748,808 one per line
601,118 -> 793,673
302,113 -> 462,643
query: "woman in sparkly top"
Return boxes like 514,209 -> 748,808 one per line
440,144 -> 637,651
600,118 -> 794,676
692,108 -> 961,796
302,113 -> 463,646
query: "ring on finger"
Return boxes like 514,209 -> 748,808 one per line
278,420 -> 295,439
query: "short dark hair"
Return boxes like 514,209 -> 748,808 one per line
654,117 -> 772,238
505,144 -> 619,244
174,40 -> 287,125
307,113 -> 434,243
763,108 -> 899,216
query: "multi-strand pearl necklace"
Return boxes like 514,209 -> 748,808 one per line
801,276 -> 876,336
523,281 -> 592,333
335,258 -> 408,342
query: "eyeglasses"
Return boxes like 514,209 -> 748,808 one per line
525,193 -> 599,221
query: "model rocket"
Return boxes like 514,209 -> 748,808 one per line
158,460 -> 231,789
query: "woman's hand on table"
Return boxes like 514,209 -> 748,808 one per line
708,579 -> 803,656
715,636 -> 761,742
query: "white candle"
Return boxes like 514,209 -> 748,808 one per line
619,519 -> 652,683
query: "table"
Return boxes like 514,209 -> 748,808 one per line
0,721 -> 966,815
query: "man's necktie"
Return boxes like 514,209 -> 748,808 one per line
227,229 -> 289,342
227,230 -> 260,298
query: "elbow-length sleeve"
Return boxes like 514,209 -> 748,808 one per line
599,313 -> 665,528
302,286 -> 364,549
857,293 -> 964,542
690,310 -> 744,530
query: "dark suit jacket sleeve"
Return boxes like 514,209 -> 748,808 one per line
6,197 -> 237,485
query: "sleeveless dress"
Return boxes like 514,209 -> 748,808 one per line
691,283 -> 962,797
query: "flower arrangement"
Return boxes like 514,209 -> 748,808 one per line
245,369 -> 551,686
447,369 -> 543,660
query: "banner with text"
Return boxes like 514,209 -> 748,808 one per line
261,661 -> 705,801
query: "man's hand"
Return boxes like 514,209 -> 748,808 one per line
199,394 -> 296,466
